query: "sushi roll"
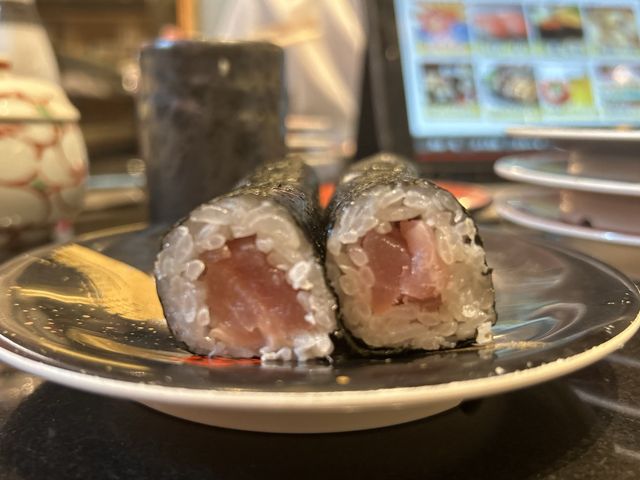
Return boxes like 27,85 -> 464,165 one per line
155,158 -> 337,362
325,153 -> 496,355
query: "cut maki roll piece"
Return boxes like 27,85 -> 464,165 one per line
155,158 -> 337,362
325,153 -> 496,355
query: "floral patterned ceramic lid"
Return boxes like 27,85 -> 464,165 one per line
0,60 -> 79,122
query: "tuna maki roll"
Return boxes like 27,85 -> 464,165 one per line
325,153 -> 496,355
155,158 -> 337,362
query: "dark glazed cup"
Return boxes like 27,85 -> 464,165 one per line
138,40 -> 286,224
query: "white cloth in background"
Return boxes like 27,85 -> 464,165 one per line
205,0 -> 365,149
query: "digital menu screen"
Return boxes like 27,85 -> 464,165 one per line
394,1 -> 640,151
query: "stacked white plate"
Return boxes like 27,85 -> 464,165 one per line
494,127 -> 640,280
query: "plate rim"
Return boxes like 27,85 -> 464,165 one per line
0,312 -> 638,411
495,188 -> 640,247
507,126 -> 640,143
494,154 -> 640,197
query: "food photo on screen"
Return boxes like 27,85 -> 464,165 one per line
412,2 -> 469,54
584,6 -> 640,53
467,3 -> 529,53
595,64 -> 640,117
535,64 -> 595,118
478,63 -> 540,120
527,5 -> 585,54
421,63 -> 479,117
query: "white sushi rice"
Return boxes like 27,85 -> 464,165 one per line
326,183 -> 495,351
155,195 -> 337,362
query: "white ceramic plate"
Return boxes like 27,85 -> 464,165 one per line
494,187 -> 640,279
507,126 -> 640,155
494,154 -> 640,197
495,187 -> 640,247
0,226 -> 638,433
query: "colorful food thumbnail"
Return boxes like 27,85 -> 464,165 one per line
483,65 -> 537,105
413,2 -> 469,54
527,5 -> 585,55
423,63 -> 476,105
595,64 -> 640,116
422,63 -> 478,117
468,4 -> 530,54
528,5 -> 583,41
478,63 -> 540,119
584,7 -> 640,53
536,64 -> 595,117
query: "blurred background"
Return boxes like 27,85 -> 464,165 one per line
2,0 -> 639,278
31,0 -> 366,232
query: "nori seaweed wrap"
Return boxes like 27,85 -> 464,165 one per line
155,157 -> 337,361
325,153 -> 496,355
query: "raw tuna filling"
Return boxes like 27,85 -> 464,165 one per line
361,219 -> 446,314
198,236 -> 310,351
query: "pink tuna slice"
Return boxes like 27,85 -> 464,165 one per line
399,220 -> 447,300
361,220 -> 445,314
198,236 -> 309,353
361,225 -> 411,314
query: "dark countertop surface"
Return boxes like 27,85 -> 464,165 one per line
0,330 -> 638,480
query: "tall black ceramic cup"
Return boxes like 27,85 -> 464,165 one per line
138,40 -> 286,224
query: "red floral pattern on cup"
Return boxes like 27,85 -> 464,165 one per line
0,91 -> 87,230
